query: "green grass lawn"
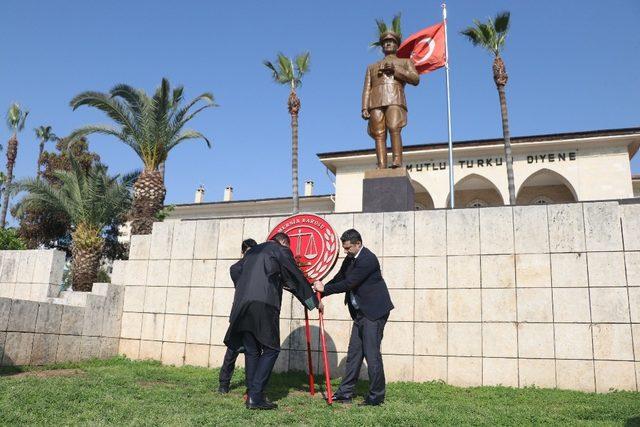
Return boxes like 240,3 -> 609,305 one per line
0,357 -> 638,426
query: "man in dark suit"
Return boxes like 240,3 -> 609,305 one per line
313,229 -> 394,406
218,238 -> 257,394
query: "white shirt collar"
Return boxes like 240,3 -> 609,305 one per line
354,246 -> 364,259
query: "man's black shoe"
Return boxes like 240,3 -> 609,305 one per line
246,397 -> 278,410
218,384 -> 230,394
358,398 -> 383,407
331,394 -> 353,404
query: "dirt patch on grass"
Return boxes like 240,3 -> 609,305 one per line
2,369 -> 86,379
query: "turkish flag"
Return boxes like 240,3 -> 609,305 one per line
397,22 -> 446,74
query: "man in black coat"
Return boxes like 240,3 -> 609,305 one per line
313,228 -> 393,406
218,238 -> 257,394
224,233 -> 322,410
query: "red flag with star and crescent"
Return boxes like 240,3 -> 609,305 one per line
397,21 -> 446,74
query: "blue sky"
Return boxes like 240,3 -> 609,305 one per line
1,0 -> 639,216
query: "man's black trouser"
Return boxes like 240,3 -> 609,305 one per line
218,347 -> 240,387
335,311 -> 388,403
242,332 -> 280,402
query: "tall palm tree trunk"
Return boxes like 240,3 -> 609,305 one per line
130,169 -> 166,235
71,225 -> 104,291
37,141 -> 45,178
0,135 -> 18,228
493,56 -> 516,205
288,90 -> 301,214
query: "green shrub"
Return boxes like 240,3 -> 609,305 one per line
0,228 -> 27,250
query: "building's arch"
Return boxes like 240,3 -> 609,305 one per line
446,173 -> 505,208
516,168 -> 577,205
411,180 -> 435,210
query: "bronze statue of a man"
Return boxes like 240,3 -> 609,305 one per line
362,31 -> 419,169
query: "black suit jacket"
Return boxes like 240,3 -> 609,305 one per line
322,247 -> 394,321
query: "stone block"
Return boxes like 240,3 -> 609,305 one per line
212,288 -> 235,317
448,323 -> 481,356
415,210 -> 446,256
99,337 -> 120,358
139,340 -> 162,360
123,286 -> 145,312
518,323 -> 554,358
147,260 -> 170,287
482,289 -> 516,322
210,316 -> 229,347
8,300 -> 39,332
553,288 -> 591,322
118,338 -> 140,360
323,214 -> 354,239
381,322 -> 413,355
479,206 -> 514,254
56,335 -> 81,363
0,298 -> 11,330
517,288 -> 553,322
519,359 -> 556,388
414,356 -> 447,382
415,290 -> 447,322
551,253 -> 588,287
143,287 -> 168,313
383,212 -> 414,257
448,356 -> 482,387
140,313 -> 165,341
82,294 -> 107,336
447,255 -> 480,288
555,323 -> 593,359
273,350 -> 290,374
191,260 -> 216,287
0,282 -> 15,299
186,315 -> 211,344
80,336 -> 101,359
516,254 -> 551,287
16,251 -> 37,283
587,252 -> 626,287
592,324 -> 633,360
414,322 -> 446,356
150,221 -> 175,260
556,360 -> 595,392
383,257 -> 414,289
448,289 -> 481,322
590,288 -> 630,323
548,204 -> 586,252
208,345 -> 228,368
446,209 -> 480,255
596,361 -> 637,393
168,260 -> 192,287
120,312 -> 143,339
217,219 -> 245,259
630,289 -> 640,323
414,257 -> 446,288
621,204 -> 640,251
102,285 -> 125,338
30,284 -> 58,301
58,305 -> 85,335
353,213 -> 383,256
634,324 -> 640,361
513,205 -> 549,254
242,217 -> 270,242
163,314 -> 187,342
188,287 -> 213,316
483,323 -> 517,358
12,283 -> 31,300
110,260 -> 126,285
0,251 -> 18,283
125,260 -> 149,286
170,221 -> 197,260
129,235 -> 151,260
583,202 -> 623,252
194,220 -> 219,259
161,342 -> 185,366
627,252 -> 640,286
319,320 -> 351,353
483,358 -> 518,387
481,255 -> 515,288
388,290 -> 414,322
383,354 -> 413,382
185,343 -> 210,367
2,332 -> 34,365
214,259 -> 237,288
0,331 -> 4,362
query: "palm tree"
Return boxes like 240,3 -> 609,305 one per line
2,103 -> 29,228
34,125 -> 58,178
264,52 -> 310,214
68,78 -> 215,235
461,12 -> 516,205
14,156 -> 137,291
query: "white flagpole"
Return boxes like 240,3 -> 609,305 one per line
442,2 -> 455,208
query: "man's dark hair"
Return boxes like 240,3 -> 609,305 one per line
241,238 -> 257,254
271,232 -> 290,246
340,229 -> 362,245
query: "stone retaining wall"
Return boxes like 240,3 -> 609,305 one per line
113,200 -> 640,393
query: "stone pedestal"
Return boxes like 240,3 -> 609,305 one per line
362,168 -> 415,213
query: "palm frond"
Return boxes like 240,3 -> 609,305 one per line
461,12 -> 510,56
295,52 -> 311,76
70,91 -> 140,138
6,103 -> 29,132
391,13 -> 402,40
494,11 -> 510,34
167,129 -> 211,153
